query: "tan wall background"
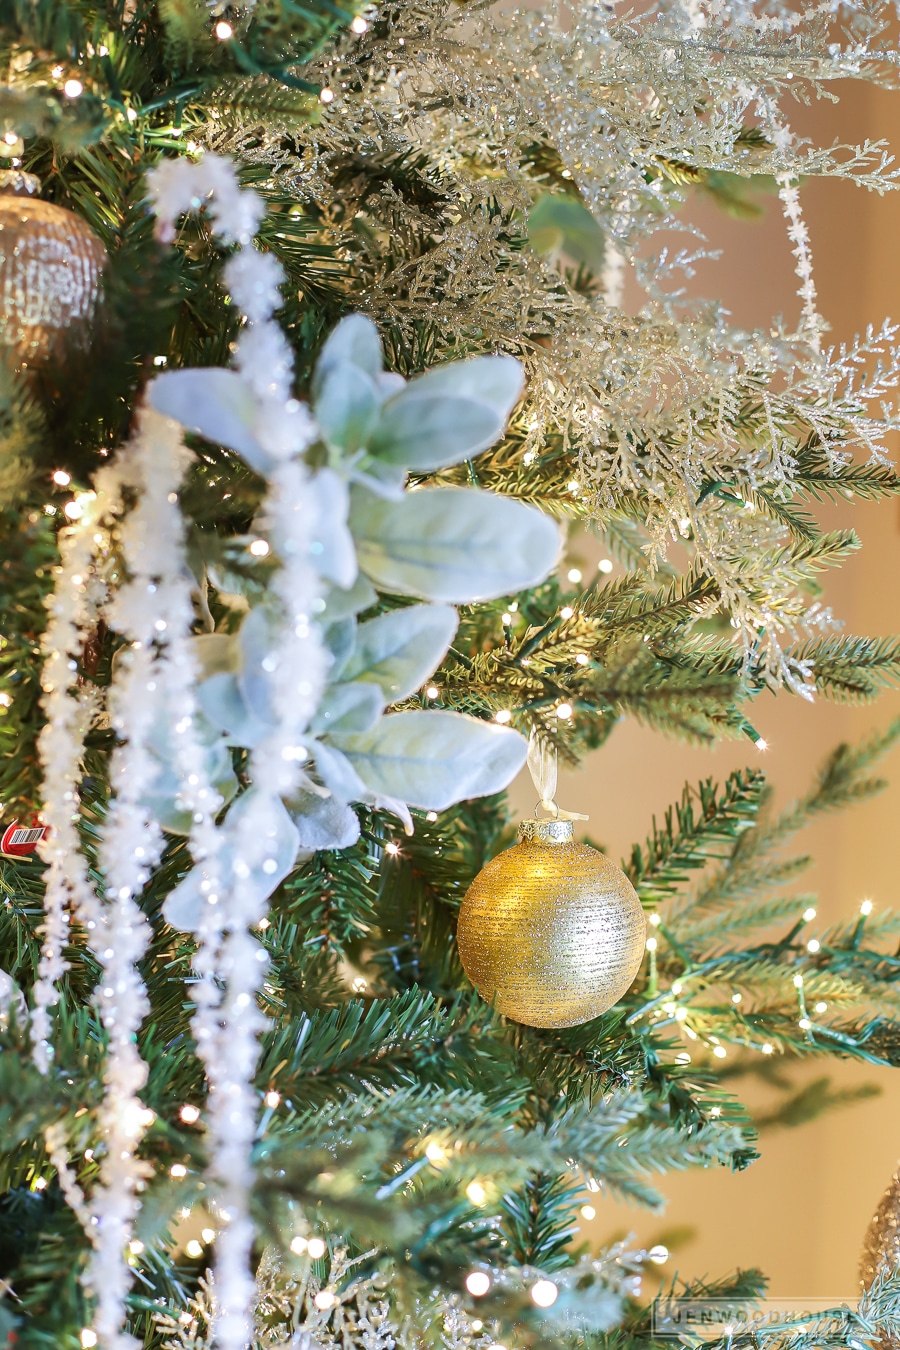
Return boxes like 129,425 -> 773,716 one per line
509,81 -> 900,1297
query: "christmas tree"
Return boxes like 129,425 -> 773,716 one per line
3,0 -> 900,1346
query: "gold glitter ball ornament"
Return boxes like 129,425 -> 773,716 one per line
456,817 -> 646,1028
0,171 -> 106,373
860,1163 -> 900,1295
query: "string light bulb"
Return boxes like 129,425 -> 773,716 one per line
319,86 -> 335,103
861,899 -> 874,915
494,709 -> 511,724
81,1332 -> 98,1349
307,1237 -> 326,1259
580,1204 -> 596,1220
426,685 -> 439,699
185,1239 -> 203,1258
560,605 -> 574,619
64,79 -> 84,98
466,1180 -> 487,1205
802,907 -> 816,922
214,20 -> 233,38
598,558 -> 613,574
465,1271 -> 491,1296
351,15 -> 368,32
180,1104 -> 200,1124
315,1290 -> 336,1310
530,1279 -> 558,1308
555,702 -> 572,719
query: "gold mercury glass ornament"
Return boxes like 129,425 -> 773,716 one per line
860,1163 -> 900,1316
0,169 -> 106,373
456,815 -> 647,1029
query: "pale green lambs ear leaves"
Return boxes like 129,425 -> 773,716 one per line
311,315 -> 525,472
311,681 -> 384,737
528,193 -> 607,273
162,789 -> 299,933
333,710 -> 528,811
315,363 -> 382,456
349,484 -> 562,602
148,367 -> 312,474
369,355 -> 525,470
153,311 -> 562,879
341,604 -> 458,700
306,468 -> 358,589
312,312 -> 385,397
284,788 -> 361,852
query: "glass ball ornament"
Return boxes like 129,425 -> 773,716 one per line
0,170 -> 106,374
860,1164 -> 900,1307
456,817 -> 646,1028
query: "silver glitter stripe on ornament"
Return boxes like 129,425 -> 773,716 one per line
0,170 -> 105,371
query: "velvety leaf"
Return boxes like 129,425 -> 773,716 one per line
322,573 -> 379,622
312,681 -> 384,736
315,361 -> 381,453
149,367 -> 266,466
192,633 -> 240,679
370,355 -> 523,469
528,193 -> 607,272
342,603 -> 458,700
371,394 -> 506,470
196,672 -> 274,748
285,789 -> 361,851
334,709 -> 527,809
313,313 -> 385,399
163,790 -> 299,932
312,739 -> 369,802
350,485 -> 562,602
308,467 -> 357,589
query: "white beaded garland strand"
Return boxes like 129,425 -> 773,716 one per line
86,410 -> 198,1350
32,492 -> 106,1072
147,153 -> 327,1350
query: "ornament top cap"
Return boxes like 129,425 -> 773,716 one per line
0,170 -> 41,197
517,817 -> 575,845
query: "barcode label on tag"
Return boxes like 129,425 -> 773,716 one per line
7,827 -> 44,846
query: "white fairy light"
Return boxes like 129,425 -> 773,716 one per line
530,1279 -> 559,1308
465,1272 -> 491,1296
